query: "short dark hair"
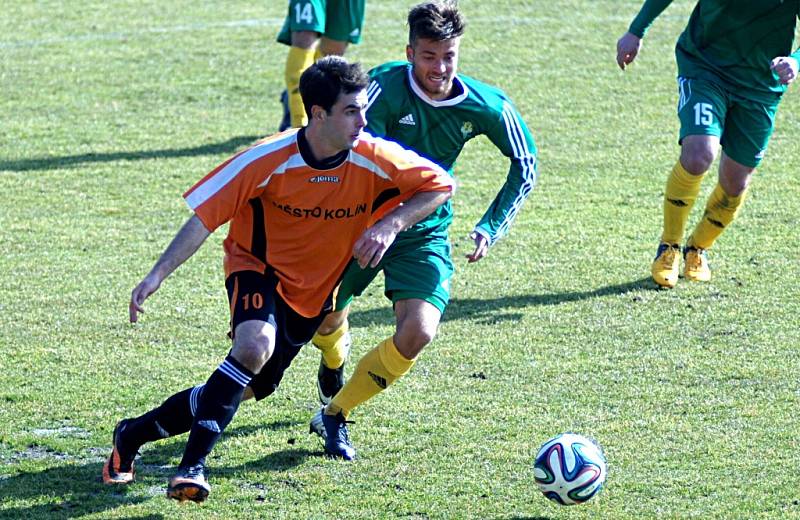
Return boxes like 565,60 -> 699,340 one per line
408,1 -> 466,44
299,56 -> 369,119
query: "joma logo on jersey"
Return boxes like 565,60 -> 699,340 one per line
309,175 -> 340,183
460,121 -> 473,139
273,201 -> 367,220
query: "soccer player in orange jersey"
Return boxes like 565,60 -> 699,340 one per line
101,56 -> 453,503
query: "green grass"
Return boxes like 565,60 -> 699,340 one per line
2,1 -> 800,518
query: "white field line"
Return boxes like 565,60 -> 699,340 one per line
0,18 -> 284,49
0,14 -> 648,50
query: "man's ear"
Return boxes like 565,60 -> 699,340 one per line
310,105 -> 327,121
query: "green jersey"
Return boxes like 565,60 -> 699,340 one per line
365,61 -> 538,246
629,0 -> 800,102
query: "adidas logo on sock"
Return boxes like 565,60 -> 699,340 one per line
198,420 -> 221,433
399,114 -> 415,125
368,371 -> 387,389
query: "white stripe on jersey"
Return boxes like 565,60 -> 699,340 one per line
353,135 -> 449,181
185,132 -> 296,210
366,80 -> 382,111
348,146 -> 391,180
493,102 -> 537,243
260,152 -> 307,187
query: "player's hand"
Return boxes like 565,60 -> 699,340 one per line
771,56 -> 799,85
616,32 -> 642,70
129,274 -> 161,323
465,232 -> 489,263
353,221 -> 399,269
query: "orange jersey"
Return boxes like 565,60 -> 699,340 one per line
184,129 -> 453,318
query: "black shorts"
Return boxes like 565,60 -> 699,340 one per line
226,270 -> 329,400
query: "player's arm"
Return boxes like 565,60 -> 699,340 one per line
471,101 -> 538,262
130,144 -> 272,322
355,142 -> 454,268
129,215 -> 210,323
354,190 -> 451,269
616,0 -> 674,70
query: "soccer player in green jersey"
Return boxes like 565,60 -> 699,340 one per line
277,0 -> 366,130
308,0 -> 538,459
617,0 -> 800,288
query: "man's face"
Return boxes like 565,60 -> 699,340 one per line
321,89 -> 368,151
407,36 -> 460,100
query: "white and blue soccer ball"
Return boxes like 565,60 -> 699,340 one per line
533,433 -> 607,505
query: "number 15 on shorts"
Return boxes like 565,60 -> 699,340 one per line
693,102 -> 714,126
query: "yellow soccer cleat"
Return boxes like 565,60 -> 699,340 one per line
683,246 -> 711,282
651,243 -> 681,288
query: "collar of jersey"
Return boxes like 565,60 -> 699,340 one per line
296,127 -> 349,170
406,65 -> 469,107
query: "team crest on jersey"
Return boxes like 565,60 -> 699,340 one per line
460,121 -> 474,139
309,175 -> 340,183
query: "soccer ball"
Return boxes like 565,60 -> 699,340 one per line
533,433 -> 607,505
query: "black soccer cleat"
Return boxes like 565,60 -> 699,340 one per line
316,332 -> 350,405
102,419 -> 137,485
167,463 -> 211,503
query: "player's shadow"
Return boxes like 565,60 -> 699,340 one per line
0,461 -> 151,520
0,420 -> 317,519
350,277 -> 653,326
138,420 -> 320,476
0,135 -> 260,172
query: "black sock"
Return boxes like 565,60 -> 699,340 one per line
122,385 -> 205,451
179,356 -> 253,468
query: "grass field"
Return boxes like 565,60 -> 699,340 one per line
2,1 -> 800,518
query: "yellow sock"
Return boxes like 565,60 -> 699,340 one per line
661,161 -> 705,245
312,322 -> 349,369
327,337 -> 415,418
314,48 -> 324,61
688,182 -> 749,250
284,46 -> 315,128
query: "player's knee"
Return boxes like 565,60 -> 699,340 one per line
232,322 -> 275,371
720,176 -> 750,197
232,340 -> 273,372
680,142 -> 716,174
290,30 -> 319,50
395,324 -> 437,358
719,158 -> 754,196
